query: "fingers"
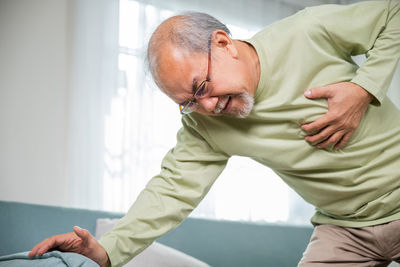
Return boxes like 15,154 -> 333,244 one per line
73,226 -> 86,238
334,132 -> 352,150
73,226 -> 93,249
314,131 -> 344,149
28,227 -> 106,265
28,246 -> 39,257
29,228 -> 86,258
302,115 -> 331,134
29,236 -> 57,257
304,125 -> 335,145
302,114 -> 347,149
304,125 -> 355,150
28,243 -> 39,257
304,129 -> 343,150
303,82 -> 369,150
304,86 -> 333,99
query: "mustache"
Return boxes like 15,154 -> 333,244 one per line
212,93 -> 254,118
236,92 -> 254,118
213,95 -> 230,114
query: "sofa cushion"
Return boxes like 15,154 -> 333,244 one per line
95,218 -> 210,267
0,251 -> 98,267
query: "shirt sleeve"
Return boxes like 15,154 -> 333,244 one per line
98,116 -> 229,267
309,0 -> 400,105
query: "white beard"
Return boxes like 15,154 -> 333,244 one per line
231,92 -> 254,118
212,92 -> 254,118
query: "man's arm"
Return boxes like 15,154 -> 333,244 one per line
29,117 -> 228,267
96,117 -> 228,267
302,0 -> 400,149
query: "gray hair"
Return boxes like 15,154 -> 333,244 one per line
146,12 -> 231,88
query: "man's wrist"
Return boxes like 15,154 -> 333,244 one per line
92,243 -> 111,267
350,82 -> 373,104
100,256 -> 111,267
98,247 -> 111,267
361,88 -> 374,104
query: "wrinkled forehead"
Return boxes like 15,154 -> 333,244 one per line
156,45 -> 207,104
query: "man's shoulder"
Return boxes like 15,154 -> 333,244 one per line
303,1 -> 389,21
250,8 -> 316,41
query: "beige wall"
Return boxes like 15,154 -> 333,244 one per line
0,0 -> 70,206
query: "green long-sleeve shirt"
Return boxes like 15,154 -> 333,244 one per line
100,1 -> 400,266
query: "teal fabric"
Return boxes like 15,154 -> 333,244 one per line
0,200 -> 313,267
0,201 -> 123,256
0,251 -> 98,267
158,218 -> 313,267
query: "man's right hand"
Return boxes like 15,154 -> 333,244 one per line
28,226 -> 110,267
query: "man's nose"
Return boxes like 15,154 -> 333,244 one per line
197,96 -> 219,113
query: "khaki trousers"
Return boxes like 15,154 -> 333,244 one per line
298,220 -> 400,267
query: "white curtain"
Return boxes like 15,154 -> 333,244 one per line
66,0 -> 119,210
102,0 -> 317,223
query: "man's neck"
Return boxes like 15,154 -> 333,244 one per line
234,40 -> 261,97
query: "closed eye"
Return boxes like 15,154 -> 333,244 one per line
195,80 -> 208,98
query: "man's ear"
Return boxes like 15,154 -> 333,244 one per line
211,30 -> 238,58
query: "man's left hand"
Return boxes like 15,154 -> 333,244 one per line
301,82 -> 373,150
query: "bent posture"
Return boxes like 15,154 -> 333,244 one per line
30,1 -> 400,266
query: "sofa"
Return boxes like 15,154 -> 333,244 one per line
0,200 -> 313,267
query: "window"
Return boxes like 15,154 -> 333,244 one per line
103,0 -> 314,224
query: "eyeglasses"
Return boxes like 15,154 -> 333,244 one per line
179,47 -> 212,115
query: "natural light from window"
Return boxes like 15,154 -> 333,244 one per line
103,0 -> 305,224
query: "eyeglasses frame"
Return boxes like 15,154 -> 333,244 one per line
179,44 -> 212,115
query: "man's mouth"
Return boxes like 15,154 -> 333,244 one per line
212,93 -> 254,118
222,96 -> 232,112
213,96 -> 230,114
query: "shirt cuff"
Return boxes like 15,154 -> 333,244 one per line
98,235 -> 119,267
351,76 -> 385,106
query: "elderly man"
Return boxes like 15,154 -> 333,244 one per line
30,0 -> 400,266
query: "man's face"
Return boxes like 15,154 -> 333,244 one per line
156,39 -> 256,118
